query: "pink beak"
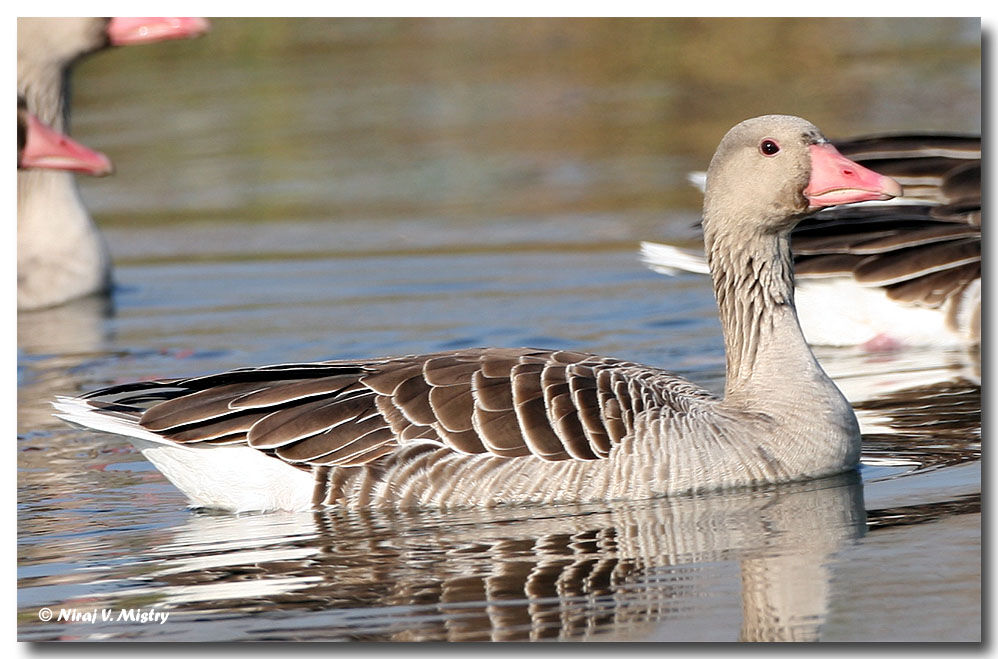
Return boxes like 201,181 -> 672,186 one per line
20,112 -> 114,176
804,143 -> 903,208
106,17 -> 210,46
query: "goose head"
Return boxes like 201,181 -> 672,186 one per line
17,17 -> 210,70
17,18 -> 113,70
702,115 -> 903,236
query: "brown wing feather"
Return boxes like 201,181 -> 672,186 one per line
852,238 -> 980,286
886,262 -> 981,307
472,370 -> 515,411
275,414 -> 390,462
473,407 -> 532,456
141,381 -> 280,431
568,368 -> 612,457
428,384 -> 475,433
230,376 -> 358,409
162,409 -> 272,443
548,389 -> 599,460
356,362 -> 423,395
247,393 -> 374,449
423,355 -> 481,386
433,425 -> 489,454
510,362 -> 570,460
328,439 -> 398,467
794,253 -> 867,278
392,375 -> 437,425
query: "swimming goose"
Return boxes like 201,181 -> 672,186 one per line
54,115 -> 901,512
18,97 -> 113,175
17,17 -> 209,311
641,133 -> 981,349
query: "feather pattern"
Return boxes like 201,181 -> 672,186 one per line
86,349 -> 692,465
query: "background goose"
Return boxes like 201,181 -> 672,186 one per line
17,17 -> 209,311
641,133 -> 981,350
18,97 -> 112,175
54,115 -> 902,513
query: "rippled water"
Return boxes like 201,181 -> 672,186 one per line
17,18 -> 981,642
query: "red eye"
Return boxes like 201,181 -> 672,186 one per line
760,139 -> 780,156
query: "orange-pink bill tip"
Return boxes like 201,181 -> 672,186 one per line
804,143 -> 903,208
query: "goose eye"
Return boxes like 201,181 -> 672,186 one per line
759,139 -> 780,156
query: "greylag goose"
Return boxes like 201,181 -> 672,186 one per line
642,133 -> 981,350
54,115 -> 902,512
17,17 -> 209,311
18,97 -> 112,175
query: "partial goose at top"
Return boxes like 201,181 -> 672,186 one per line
17,17 -> 209,311
641,132 -> 981,350
55,115 -> 902,513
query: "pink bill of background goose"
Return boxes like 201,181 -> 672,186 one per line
17,17 -> 209,311
54,115 -> 902,513
18,96 -> 112,175
641,133 -> 981,350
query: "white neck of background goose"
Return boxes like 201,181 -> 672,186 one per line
18,58 -> 71,130
17,27 -> 108,310
17,166 -> 111,310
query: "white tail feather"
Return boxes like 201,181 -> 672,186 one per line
51,396 -> 314,512
687,171 -> 707,192
639,241 -> 710,276
53,395 -> 172,450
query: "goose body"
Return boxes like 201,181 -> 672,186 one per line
642,133 -> 981,349
17,17 -> 208,311
55,115 -> 901,512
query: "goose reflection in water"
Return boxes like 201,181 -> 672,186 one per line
811,339 -> 980,478
857,378 -> 980,474
84,473 -> 866,641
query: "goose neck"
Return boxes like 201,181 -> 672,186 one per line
18,60 -> 70,130
703,220 -> 811,400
